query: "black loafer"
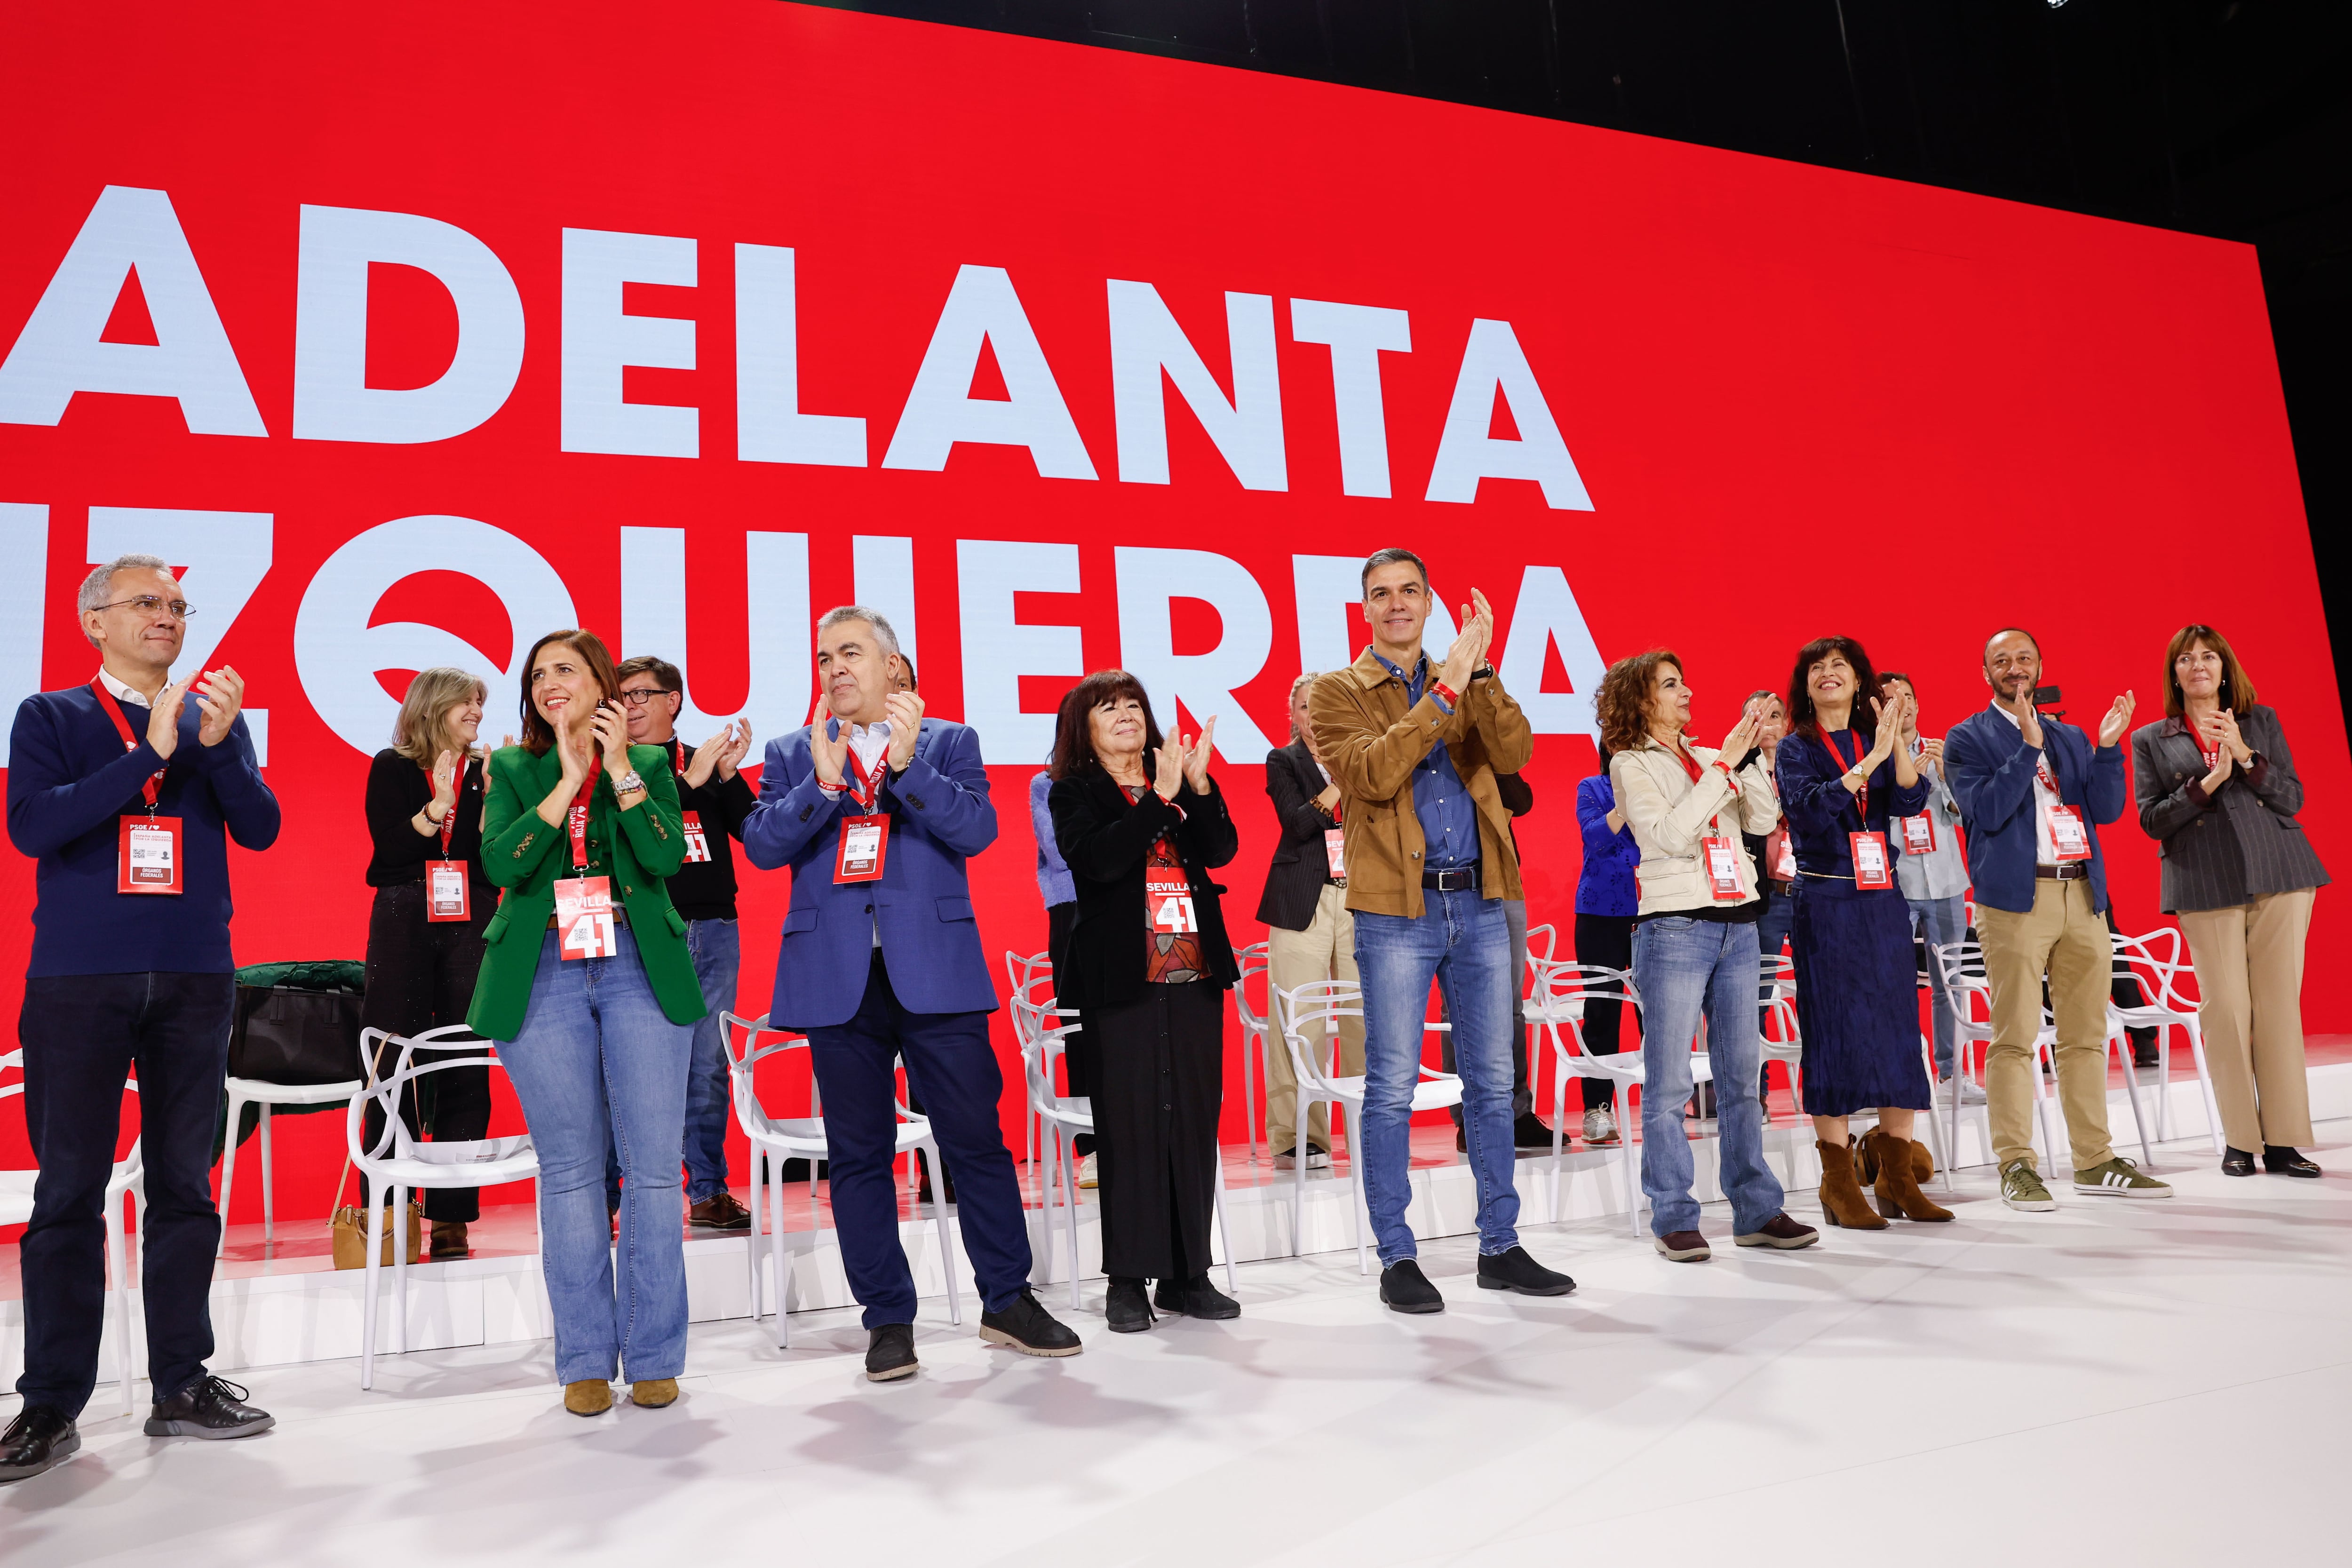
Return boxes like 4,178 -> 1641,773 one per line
1105,1280 -> 1156,1333
0,1405 -> 79,1483
144,1375 -> 272,1440
1153,1274 -> 1241,1320
1510,1113 -> 1558,1149
1476,1244 -> 1577,1296
1378,1258 -> 1445,1314
2221,1146 -> 2257,1177
865,1323 -> 918,1381
2263,1146 -> 2322,1178
979,1287 -> 1084,1357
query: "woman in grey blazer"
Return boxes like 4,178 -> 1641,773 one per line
2132,625 -> 2328,1177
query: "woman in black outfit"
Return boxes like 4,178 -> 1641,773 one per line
361,667 -> 497,1260
1048,670 -> 1239,1332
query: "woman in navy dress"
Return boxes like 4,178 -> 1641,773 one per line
1776,637 -> 1950,1229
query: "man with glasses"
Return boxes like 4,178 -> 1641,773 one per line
4,555 -> 281,1481
611,656 -> 757,1231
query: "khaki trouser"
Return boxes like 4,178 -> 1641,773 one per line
2177,887 -> 2316,1151
1265,885 -> 1365,1154
1975,878 -> 2113,1171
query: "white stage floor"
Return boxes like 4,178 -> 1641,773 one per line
4,1120 -> 2345,1566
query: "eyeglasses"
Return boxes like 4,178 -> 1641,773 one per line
93,595 -> 193,620
615,688 -> 677,708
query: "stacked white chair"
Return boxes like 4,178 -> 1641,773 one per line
2110,928 -> 2223,1151
1004,950 -> 1052,1173
1522,959 -> 1658,1233
347,1025 -> 539,1390
722,1010 -> 961,1347
215,1072 -> 363,1257
1230,942 -> 1271,1164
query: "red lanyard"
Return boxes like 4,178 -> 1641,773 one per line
568,755 -> 603,868
1826,729 -> 1868,822
91,678 -> 165,809
437,757 -> 476,855
844,743 -> 884,811
1674,743 -> 1704,785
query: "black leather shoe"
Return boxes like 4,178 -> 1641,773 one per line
1153,1274 -> 1241,1319
2263,1146 -> 2322,1178
144,1375 -> 272,1439
1476,1244 -> 1577,1296
865,1323 -> 918,1381
1105,1279 -> 1156,1333
979,1288 -> 1083,1357
1510,1113 -> 1557,1149
0,1406 -> 78,1483
1378,1258 -> 1445,1314
2221,1146 -> 2257,1177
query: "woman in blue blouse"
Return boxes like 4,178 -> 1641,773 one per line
1573,760 -> 1639,1145
1776,637 -> 1949,1229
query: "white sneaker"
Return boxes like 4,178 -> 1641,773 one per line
1581,1107 -> 1619,1145
1939,1076 -> 1988,1106
1077,1153 -> 1098,1189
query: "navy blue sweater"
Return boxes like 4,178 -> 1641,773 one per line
7,681 -> 281,977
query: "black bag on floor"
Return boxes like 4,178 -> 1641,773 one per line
226,960 -> 367,1086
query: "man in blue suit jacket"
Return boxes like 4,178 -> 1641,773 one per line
742,606 -> 1078,1380
1945,629 -> 2170,1209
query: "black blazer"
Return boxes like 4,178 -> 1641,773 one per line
1256,740 -> 1339,931
2131,706 -> 2328,915
1049,767 -> 1242,1010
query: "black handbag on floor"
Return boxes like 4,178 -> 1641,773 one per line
227,962 -> 367,1085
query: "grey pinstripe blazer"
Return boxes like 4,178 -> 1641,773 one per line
2132,706 -> 2328,914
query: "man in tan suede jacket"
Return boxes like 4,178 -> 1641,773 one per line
1308,548 -> 1578,1314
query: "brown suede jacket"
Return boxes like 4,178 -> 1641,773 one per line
1307,646 -> 1534,919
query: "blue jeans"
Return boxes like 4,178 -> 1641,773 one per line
501,929 -> 695,1385
681,918 -> 740,1201
1353,888 -> 1519,1266
1907,893 -> 1967,1078
1631,916 -> 1784,1237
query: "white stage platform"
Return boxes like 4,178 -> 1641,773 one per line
3,1110 -> 2346,1565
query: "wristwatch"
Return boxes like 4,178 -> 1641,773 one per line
1471,663 -> 1496,681
610,768 -> 646,796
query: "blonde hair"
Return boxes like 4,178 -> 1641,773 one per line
392,667 -> 488,764
1289,671 -> 1322,739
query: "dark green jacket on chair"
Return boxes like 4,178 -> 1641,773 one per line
463,742 -> 707,1041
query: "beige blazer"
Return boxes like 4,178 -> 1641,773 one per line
1610,736 -> 1780,915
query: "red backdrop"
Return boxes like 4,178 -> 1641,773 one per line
1,0 -> 2338,1224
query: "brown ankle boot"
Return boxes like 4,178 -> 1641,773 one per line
1816,1138 -> 1887,1229
1909,1139 -> 1935,1184
1864,1127 -> 1953,1222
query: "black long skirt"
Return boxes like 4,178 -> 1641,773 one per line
1091,981 -> 1224,1282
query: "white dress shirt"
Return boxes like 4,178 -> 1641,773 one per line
97,667 -> 155,708
1991,701 -> 2060,867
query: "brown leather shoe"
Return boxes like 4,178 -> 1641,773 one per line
1735,1212 -> 1822,1249
429,1221 -> 470,1261
688,1192 -> 752,1230
1862,1127 -> 1953,1222
1817,1138 -> 1889,1229
1653,1230 -> 1711,1261
630,1378 -> 679,1408
564,1379 -> 613,1417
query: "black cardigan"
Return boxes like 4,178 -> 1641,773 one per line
1049,766 -> 1241,1010
364,748 -> 490,887
1256,740 -> 1339,932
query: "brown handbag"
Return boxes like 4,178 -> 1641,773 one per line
329,1158 -> 422,1269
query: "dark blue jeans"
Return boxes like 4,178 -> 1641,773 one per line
16,971 -> 235,1417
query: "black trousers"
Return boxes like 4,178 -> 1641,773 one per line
360,884 -> 493,1222
1092,981 -> 1223,1282
16,971 -> 235,1417
1573,912 -> 1636,1111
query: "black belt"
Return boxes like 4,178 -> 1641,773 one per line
2034,863 -> 2090,881
1422,864 -> 1480,892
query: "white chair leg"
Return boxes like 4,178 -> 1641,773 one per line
1947,1042 -> 1967,1180
771,1163 -> 791,1348
1348,1112 -> 1367,1277
1240,1028 -> 1259,1166
1549,1075 -> 1568,1222
919,1137 -> 961,1328
1059,1128 -> 1083,1313
1618,1082 -> 1641,1238
215,1090 -> 245,1258
2155,1026 -> 2175,1144
390,1184 -> 409,1355
2113,1034 -> 2155,1167
108,1190 -> 136,1416
1211,1159 -> 1238,1297
1291,1102 -> 1310,1258
2187,1023 -> 2223,1155
361,1178 -> 382,1390
259,1103 -> 276,1246
744,1148 -> 763,1321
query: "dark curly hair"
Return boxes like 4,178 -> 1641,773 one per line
1595,649 -> 1682,757
1786,635 -> 1882,745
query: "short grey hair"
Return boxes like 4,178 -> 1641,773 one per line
77,553 -> 176,648
816,605 -> 901,661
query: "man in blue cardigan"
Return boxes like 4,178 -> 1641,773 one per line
2,556 -> 281,1482
1945,629 -> 2170,1211
742,606 -> 1078,1383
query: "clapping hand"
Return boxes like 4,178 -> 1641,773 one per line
884,691 -> 925,772
1152,730 -> 1188,802
192,666 -> 244,748
1438,588 -> 1494,692
2196,707 -> 2248,764
809,695 -> 849,788
429,749 -> 461,813
550,700 -> 591,791
2098,691 -> 2137,749
1718,700 -> 1764,761
687,717 -> 754,789
144,675 -> 193,760
1183,716 -> 1218,793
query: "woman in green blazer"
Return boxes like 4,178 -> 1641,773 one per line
466,629 -> 707,1419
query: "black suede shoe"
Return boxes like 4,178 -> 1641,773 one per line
2221,1146 -> 2257,1177
979,1288 -> 1084,1357
1105,1280 -> 1156,1333
1510,1113 -> 1557,1149
2263,1146 -> 2322,1178
0,1406 -> 78,1483
865,1323 -> 918,1381
1476,1245 -> 1577,1296
144,1375 -> 272,1440
1378,1258 -> 1445,1314
1154,1274 -> 1241,1319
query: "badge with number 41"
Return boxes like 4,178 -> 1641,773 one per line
1146,866 -> 1197,933
554,875 -> 620,960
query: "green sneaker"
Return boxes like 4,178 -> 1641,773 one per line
2073,1156 -> 2173,1199
2001,1159 -> 2058,1211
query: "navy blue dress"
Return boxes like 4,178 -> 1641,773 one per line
1776,730 -> 1934,1117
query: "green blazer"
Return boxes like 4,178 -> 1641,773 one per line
463,742 -> 707,1041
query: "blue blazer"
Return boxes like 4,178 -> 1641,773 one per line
1944,705 -> 2126,916
1573,773 -> 1638,917
1776,729 -> 1928,881
741,716 -> 1001,1029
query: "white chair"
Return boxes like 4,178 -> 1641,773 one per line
1,1053 -> 146,1416
347,1026 -> 539,1390
1758,952 -> 1805,1115
723,1011 -> 961,1347
1011,992 -> 1239,1311
2111,928 -> 2224,1152
1004,950 -> 1051,1173
216,1073 -> 364,1256
1523,960 -> 1657,1233
1276,980 -> 1462,1274
1231,943 -> 1271,1164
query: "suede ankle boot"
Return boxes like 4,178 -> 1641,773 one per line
1863,1127 -> 1953,1222
1816,1138 -> 1887,1230
1908,1138 -> 1935,1185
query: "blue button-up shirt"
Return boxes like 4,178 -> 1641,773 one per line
1374,652 -> 1478,869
